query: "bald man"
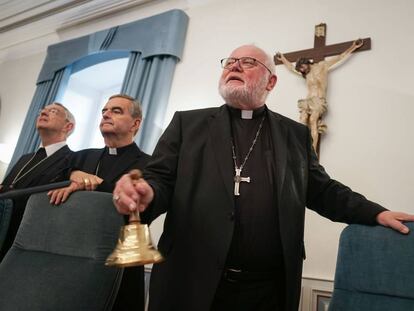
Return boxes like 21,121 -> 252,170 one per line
113,45 -> 414,311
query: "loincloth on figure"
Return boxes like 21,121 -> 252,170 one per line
297,97 -> 327,116
298,97 -> 327,133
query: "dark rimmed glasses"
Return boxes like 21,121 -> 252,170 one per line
220,57 -> 272,74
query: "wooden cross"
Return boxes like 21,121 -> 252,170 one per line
274,23 -> 371,65
274,23 -> 371,156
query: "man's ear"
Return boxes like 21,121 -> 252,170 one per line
132,118 -> 141,133
64,122 -> 74,135
266,74 -> 277,91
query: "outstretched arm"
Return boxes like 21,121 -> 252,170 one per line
276,52 -> 302,76
325,39 -> 364,69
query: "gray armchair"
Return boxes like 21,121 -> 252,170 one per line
329,223 -> 414,311
0,191 -> 124,311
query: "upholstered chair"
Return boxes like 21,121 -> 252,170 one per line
0,191 -> 124,311
329,223 -> 414,311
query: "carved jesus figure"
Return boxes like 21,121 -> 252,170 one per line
276,39 -> 363,153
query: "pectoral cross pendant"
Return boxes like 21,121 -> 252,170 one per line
233,167 -> 250,196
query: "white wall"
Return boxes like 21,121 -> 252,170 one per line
168,0 -> 414,280
0,0 -> 413,284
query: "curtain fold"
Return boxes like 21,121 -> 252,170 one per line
7,9 -> 188,172
38,10 -> 188,83
7,69 -> 66,170
121,53 -> 178,154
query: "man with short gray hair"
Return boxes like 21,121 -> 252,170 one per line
0,102 -> 75,260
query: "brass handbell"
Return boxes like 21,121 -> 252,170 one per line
105,170 -> 164,267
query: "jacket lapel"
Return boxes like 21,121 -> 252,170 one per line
268,111 -> 288,207
1,154 -> 33,188
208,105 -> 234,205
18,145 -> 71,188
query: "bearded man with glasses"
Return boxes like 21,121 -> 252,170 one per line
112,45 -> 414,311
0,102 -> 75,261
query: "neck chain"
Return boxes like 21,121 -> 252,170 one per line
11,150 -> 48,188
231,114 -> 265,196
95,162 -> 101,176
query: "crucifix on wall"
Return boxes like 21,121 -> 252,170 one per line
274,23 -> 371,156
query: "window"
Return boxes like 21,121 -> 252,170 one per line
60,57 -> 129,151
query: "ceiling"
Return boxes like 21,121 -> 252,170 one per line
0,0 -> 154,34
0,0 -> 91,33
0,0 -> 155,61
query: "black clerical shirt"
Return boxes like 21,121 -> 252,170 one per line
225,105 -> 284,272
93,143 -> 137,192
97,144 -> 134,179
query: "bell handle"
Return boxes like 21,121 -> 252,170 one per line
128,169 -> 143,224
129,210 -> 141,224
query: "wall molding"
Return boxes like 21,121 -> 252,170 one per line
301,276 -> 334,311
58,0 -> 154,30
0,0 -> 154,33
0,0 -> 92,33
0,0 -> 155,62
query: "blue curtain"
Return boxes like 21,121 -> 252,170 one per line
121,53 -> 178,154
7,9 -> 188,170
7,68 -> 68,169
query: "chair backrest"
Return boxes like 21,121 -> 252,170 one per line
0,199 -> 13,250
0,191 -> 124,311
329,223 -> 414,311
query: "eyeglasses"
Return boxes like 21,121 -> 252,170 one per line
38,107 -> 62,115
38,107 -> 68,120
220,57 -> 272,74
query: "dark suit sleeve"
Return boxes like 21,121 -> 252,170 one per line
142,113 -> 181,224
305,130 -> 386,225
96,180 -> 116,193
67,149 -> 101,184
50,150 -> 74,183
69,150 -> 93,173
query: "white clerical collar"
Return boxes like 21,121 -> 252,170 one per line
241,110 -> 253,119
41,141 -> 67,157
108,147 -> 117,155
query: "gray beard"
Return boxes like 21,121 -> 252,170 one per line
218,78 -> 268,108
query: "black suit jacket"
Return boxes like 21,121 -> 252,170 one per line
0,145 -> 73,260
1,145 -> 73,191
142,105 -> 386,311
